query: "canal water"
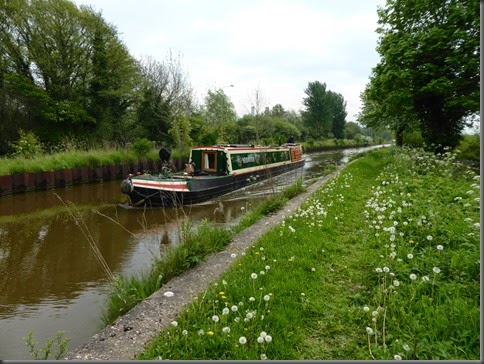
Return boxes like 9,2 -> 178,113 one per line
0,147 -> 377,359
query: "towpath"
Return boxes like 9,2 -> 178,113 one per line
66,168 -> 342,360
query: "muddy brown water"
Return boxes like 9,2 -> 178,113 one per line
0,147 -> 376,359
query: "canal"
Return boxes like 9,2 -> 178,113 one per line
0,147 -> 376,359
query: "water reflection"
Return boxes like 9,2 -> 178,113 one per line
0,147 -> 378,359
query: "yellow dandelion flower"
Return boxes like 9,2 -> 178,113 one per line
219,292 -> 225,295
222,296 -> 227,299
208,331 -> 214,336
409,240 -> 414,244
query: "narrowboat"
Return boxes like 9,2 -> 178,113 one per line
120,143 -> 305,207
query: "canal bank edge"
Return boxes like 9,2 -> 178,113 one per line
65,165 -> 346,360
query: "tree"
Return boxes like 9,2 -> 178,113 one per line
302,81 -> 347,140
361,0 -> 479,151
137,54 -> 193,143
0,0 -> 141,147
302,81 -> 332,138
203,88 -> 236,143
328,91 -> 347,139
244,87 -> 272,144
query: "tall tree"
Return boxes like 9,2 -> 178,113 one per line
0,0 -> 141,146
203,88 -> 236,143
328,91 -> 347,139
361,0 -> 479,151
302,81 -> 347,139
137,54 -> 193,143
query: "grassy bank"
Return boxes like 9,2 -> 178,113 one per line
100,178 -> 307,326
133,147 -> 479,360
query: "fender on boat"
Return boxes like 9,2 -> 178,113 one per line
120,177 -> 133,194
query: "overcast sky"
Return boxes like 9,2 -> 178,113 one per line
73,0 -> 387,121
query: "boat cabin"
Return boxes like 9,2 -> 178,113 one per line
189,148 -> 228,175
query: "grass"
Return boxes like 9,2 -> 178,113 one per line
0,148 -> 164,175
132,146 -> 479,360
100,177 -> 307,326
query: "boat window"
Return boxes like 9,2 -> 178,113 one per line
202,151 -> 217,172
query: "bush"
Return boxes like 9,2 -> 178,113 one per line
456,134 -> 479,163
131,138 -> 153,158
10,130 -> 44,158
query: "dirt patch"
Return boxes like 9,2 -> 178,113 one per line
65,170 -> 340,360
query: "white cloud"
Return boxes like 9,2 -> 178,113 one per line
74,0 -> 386,120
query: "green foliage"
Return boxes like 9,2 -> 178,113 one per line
137,147 -> 479,360
130,138 -> 153,158
455,134 -> 480,163
302,81 -> 347,140
0,0 -> 140,147
101,179 -> 307,326
168,114 -> 192,155
23,330 -> 70,360
361,0 -> 480,151
10,129 -> 44,158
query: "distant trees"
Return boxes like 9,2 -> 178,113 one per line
359,0 -> 480,151
302,81 -> 347,140
0,0 -> 382,158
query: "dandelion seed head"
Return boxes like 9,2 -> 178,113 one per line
394,354 -> 402,360
222,307 -> 230,315
249,296 -> 255,302
409,273 -> 417,280
239,336 -> 247,345
363,306 -> 370,312
375,267 -> 383,273
212,315 -> 219,322
366,327 -> 374,335
393,280 -> 400,287
436,245 -> 444,250
263,295 -> 270,302
372,310 -> 378,317
407,253 -> 414,259
383,266 -> 390,273
257,336 -> 264,343
251,273 -> 258,279
182,330 -> 188,335
222,326 -> 230,333
231,305 -> 238,312
261,354 -> 267,360
426,235 -> 433,241
433,267 -> 441,274
265,335 -> 272,343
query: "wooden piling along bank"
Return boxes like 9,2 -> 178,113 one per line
0,159 -> 186,197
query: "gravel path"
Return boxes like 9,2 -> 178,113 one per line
66,169 -> 341,360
